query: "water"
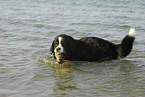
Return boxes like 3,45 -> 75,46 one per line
0,0 -> 145,97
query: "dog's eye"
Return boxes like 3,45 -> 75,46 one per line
56,41 -> 58,44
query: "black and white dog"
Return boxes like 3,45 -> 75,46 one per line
50,28 -> 135,64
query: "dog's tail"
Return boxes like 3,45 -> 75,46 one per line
118,28 -> 135,58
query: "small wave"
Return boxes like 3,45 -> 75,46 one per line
33,24 -> 64,30
34,24 -> 45,28
129,56 -> 145,59
70,22 -> 100,26
0,28 -> 7,32
45,25 -> 63,29
69,22 -> 133,31
119,25 -> 131,28
32,50 -> 72,68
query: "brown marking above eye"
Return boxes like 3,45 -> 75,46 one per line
61,41 -> 63,44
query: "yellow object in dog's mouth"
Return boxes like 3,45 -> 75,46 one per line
55,53 -> 64,64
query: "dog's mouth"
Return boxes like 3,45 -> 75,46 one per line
55,52 -> 64,64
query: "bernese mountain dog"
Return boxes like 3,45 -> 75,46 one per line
50,28 -> 135,64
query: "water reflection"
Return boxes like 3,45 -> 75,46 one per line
33,51 -> 77,96
35,50 -> 145,97
49,59 -> 140,97
118,60 -> 140,97
52,63 -> 76,96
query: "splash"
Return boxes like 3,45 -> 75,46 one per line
32,50 -> 72,68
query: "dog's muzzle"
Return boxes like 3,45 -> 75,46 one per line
54,47 -> 64,64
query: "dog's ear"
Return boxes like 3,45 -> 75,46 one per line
50,40 -> 54,54
50,40 -> 56,59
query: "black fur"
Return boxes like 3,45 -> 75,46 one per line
50,34 -> 135,62
120,35 -> 135,57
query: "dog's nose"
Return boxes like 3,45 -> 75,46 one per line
56,48 -> 61,52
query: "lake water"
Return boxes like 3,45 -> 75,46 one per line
0,0 -> 145,97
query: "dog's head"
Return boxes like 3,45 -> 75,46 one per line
50,34 -> 74,64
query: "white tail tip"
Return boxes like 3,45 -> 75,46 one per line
128,27 -> 135,37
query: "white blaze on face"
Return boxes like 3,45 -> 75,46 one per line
54,37 -> 63,53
